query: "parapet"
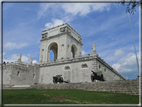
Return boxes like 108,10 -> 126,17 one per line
40,23 -> 82,44
2,53 -> 39,69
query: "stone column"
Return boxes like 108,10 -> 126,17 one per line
30,57 -> 33,64
92,44 -> 96,54
18,53 -> 22,62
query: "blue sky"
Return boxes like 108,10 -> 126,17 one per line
2,2 -> 140,80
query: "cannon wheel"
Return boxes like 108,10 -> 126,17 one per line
59,77 -> 63,83
53,79 -> 57,84
101,74 -> 104,81
91,76 -> 95,82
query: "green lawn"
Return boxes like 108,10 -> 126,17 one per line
3,89 -> 139,104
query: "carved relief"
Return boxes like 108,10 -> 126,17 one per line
82,64 -> 88,68
78,36 -> 82,43
60,27 -> 65,32
79,38 -> 82,42
42,32 -> 48,39
65,66 -> 70,70
60,26 -> 71,33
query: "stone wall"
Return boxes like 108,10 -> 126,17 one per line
2,62 -> 40,85
31,79 -> 139,95
39,59 -> 94,84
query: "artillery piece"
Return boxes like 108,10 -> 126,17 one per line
53,75 -> 64,84
91,70 -> 105,82
53,75 -> 69,84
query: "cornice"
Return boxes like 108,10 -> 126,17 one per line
40,32 -> 83,46
96,56 -> 126,80
42,23 -> 81,38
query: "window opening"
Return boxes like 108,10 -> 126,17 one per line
33,74 -> 35,79
82,64 -> 88,68
104,68 -> 106,72
17,71 -> 20,76
48,43 -> 58,62
49,50 -> 54,62
71,45 -> 77,58
65,66 -> 70,70
99,65 -> 101,69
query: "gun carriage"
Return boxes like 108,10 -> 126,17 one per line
53,75 -> 69,84
53,75 -> 63,84
91,70 -> 105,82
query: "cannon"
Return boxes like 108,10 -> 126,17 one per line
53,75 -> 64,84
91,70 -> 105,82
53,75 -> 69,84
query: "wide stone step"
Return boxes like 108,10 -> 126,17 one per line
12,85 -> 31,87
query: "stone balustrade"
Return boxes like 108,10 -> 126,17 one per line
40,55 -> 95,66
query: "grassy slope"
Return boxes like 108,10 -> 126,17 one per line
3,89 -> 139,104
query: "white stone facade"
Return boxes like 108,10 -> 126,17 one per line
2,23 -> 126,85
39,23 -> 82,63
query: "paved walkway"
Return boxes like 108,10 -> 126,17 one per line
3,85 -> 31,90
12,85 -> 30,87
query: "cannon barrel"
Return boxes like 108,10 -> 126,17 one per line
91,70 -> 97,76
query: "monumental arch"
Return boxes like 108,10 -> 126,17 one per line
2,23 -> 126,85
39,24 -> 82,64
38,23 -> 125,84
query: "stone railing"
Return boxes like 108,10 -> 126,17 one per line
31,80 -> 140,95
40,55 -> 95,66
1,61 -> 37,70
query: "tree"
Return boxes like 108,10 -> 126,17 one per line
120,0 -> 141,14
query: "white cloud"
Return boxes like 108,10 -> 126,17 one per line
62,3 -> 111,16
3,54 -> 39,64
28,54 -> 30,57
3,54 -> 19,63
38,3 -> 111,19
38,3 -> 54,19
112,52 -> 140,73
82,50 -> 87,55
3,54 -> 29,63
21,55 -> 29,62
45,18 -> 64,29
62,3 -> 91,16
92,3 -> 110,12
4,42 -> 28,50
114,49 -> 124,56
112,63 -> 121,71
33,60 -> 38,64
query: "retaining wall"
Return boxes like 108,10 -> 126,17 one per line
31,79 -> 140,95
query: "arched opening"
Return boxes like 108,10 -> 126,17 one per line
49,50 -> 54,61
48,43 -> 58,62
71,44 -> 77,58
99,65 -> 101,69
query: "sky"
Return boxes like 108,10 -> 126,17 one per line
2,2 -> 140,80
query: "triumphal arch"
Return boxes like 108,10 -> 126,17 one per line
38,23 -> 125,84
2,23 -> 126,85
39,23 -> 82,63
